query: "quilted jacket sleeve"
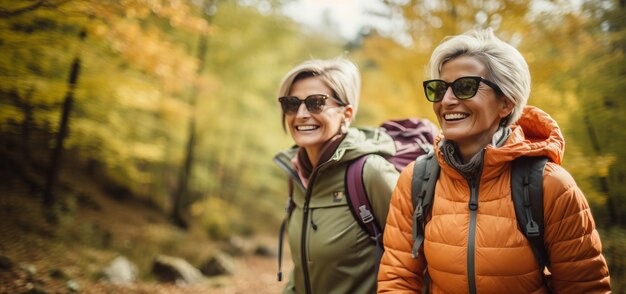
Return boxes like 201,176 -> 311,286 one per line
377,162 -> 427,293
542,163 -> 611,292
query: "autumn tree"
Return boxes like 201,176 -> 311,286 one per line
352,0 -> 532,125
0,0 -> 209,207
0,0 -> 347,236
567,0 -> 626,227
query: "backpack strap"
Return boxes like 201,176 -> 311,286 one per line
345,154 -> 384,280
345,155 -> 383,250
277,179 -> 295,281
411,150 -> 439,259
511,156 -> 551,289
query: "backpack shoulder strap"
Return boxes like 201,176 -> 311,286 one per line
345,154 -> 385,278
511,156 -> 551,277
411,150 -> 439,259
345,155 -> 382,245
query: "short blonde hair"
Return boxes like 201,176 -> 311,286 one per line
428,28 -> 530,126
277,57 -> 361,129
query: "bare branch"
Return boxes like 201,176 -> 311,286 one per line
0,0 -> 68,18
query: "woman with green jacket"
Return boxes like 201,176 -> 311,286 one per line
273,57 -> 400,293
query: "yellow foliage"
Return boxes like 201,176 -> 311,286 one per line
131,142 -> 165,162
355,35 -> 437,125
195,197 -> 243,239
159,96 -> 192,121
561,147 -> 609,206
105,20 -> 198,93
115,84 -> 162,111
0,105 -> 24,131
596,154 -> 616,178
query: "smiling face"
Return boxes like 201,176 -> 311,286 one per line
434,55 -> 513,160
286,76 -> 352,163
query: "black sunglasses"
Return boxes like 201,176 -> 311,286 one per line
278,94 -> 345,114
423,76 -> 502,102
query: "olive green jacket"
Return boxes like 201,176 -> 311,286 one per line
274,127 -> 400,294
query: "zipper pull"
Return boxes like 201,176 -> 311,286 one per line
469,199 -> 478,211
311,218 -> 318,230
468,177 -> 478,211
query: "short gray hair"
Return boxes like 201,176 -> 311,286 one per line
277,57 -> 361,129
428,28 -> 530,126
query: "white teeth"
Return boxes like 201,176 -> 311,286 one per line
296,125 -> 318,131
444,113 -> 468,120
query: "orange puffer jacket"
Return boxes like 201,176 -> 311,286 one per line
378,106 -> 611,293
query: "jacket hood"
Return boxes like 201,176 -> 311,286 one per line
277,127 -> 396,162
434,105 -> 565,178
274,127 -> 396,177
333,127 -> 396,163
496,105 -> 564,164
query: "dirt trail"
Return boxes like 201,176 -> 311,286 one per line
0,176 -> 290,293
1,236 -> 289,294
206,254 -> 287,294
86,254 -> 288,293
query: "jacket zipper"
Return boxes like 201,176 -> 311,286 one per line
273,153 -> 312,293
301,195 -> 312,294
467,176 -> 479,294
460,149 -> 484,294
274,152 -> 335,294
300,167 -> 324,294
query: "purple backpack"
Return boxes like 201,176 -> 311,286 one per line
345,118 -> 439,248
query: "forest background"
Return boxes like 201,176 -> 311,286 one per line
0,0 -> 624,292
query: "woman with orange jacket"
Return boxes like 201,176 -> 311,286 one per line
378,29 -> 611,293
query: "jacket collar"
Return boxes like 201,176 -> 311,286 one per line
293,133 -> 346,185
435,105 -> 565,181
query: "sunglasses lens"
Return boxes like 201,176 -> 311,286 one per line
453,78 -> 479,99
279,95 -> 328,114
280,96 -> 302,114
304,95 -> 326,114
425,81 -> 447,102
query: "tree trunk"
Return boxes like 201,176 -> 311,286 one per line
172,118 -> 196,229
43,30 -> 86,207
21,87 -> 35,161
582,114 -> 616,227
171,17 -> 210,228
